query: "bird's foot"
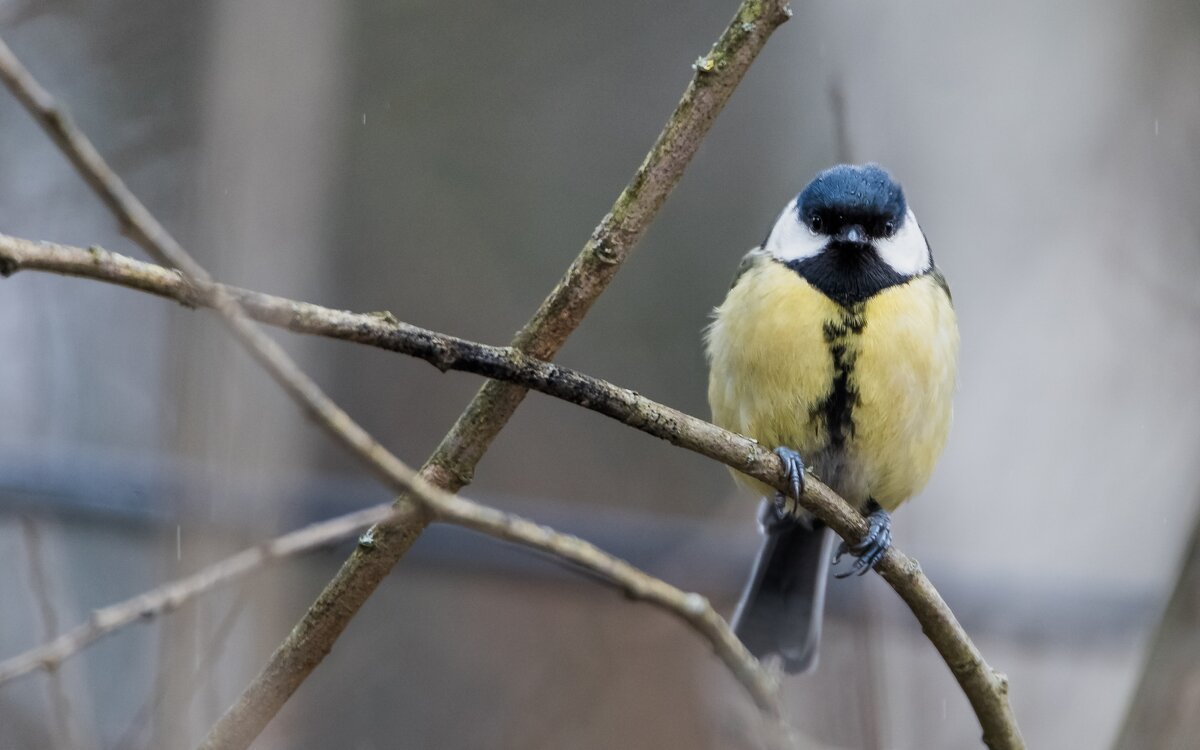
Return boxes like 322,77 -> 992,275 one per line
833,501 -> 892,578
768,446 -> 806,525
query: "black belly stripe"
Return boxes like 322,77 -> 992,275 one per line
812,305 -> 866,448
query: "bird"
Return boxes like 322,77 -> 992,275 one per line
704,163 -> 958,673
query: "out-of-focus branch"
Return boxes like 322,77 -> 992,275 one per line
115,586 -> 253,750
1112,505 -> 1200,750
0,233 -> 1024,749
0,497 -> 786,734
18,518 -> 84,749
0,504 -> 395,686
0,4 -> 795,747
433,497 -> 785,719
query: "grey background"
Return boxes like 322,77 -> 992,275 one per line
0,0 -> 1197,748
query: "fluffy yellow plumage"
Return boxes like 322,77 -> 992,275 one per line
706,255 -> 958,511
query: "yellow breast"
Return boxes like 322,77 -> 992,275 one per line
705,259 -> 958,510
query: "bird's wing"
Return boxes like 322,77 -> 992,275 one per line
929,265 -> 953,305
729,246 -> 770,289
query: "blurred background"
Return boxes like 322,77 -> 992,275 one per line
1,0 -> 1198,748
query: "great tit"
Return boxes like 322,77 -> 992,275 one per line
705,163 -> 958,673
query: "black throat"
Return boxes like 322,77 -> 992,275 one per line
784,242 -> 913,306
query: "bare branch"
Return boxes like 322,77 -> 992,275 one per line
431,496 -> 785,721
18,517 -> 85,749
1112,504 -> 1200,750
114,586 -> 253,750
0,503 -> 396,685
0,496 -> 788,739
1,233 -> 1023,749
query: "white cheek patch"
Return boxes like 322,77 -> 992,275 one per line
763,199 -> 827,263
875,209 -> 932,276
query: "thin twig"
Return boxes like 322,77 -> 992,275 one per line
19,517 -> 86,750
114,586 -> 253,750
828,78 -> 854,165
0,492 -> 786,720
0,232 -> 1023,748
0,504 -> 395,685
1112,502 -> 1200,750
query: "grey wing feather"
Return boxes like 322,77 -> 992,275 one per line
919,227 -> 953,305
930,265 -> 952,305
730,246 -> 769,289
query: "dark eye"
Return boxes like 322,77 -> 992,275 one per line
808,215 -> 823,232
883,220 -> 896,236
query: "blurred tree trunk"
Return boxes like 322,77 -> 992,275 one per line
1113,506 -> 1200,750
157,0 -> 345,743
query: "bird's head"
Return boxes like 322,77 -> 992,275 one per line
763,163 -> 930,278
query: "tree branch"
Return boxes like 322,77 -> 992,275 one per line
0,496 -> 788,739
0,504 -> 395,686
1,233 -> 1024,748
18,517 -> 84,749
1112,502 -> 1200,750
0,3 -> 797,748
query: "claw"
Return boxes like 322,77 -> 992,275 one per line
769,492 -> 791,526
760,493 -> 796,532
772,446 -> 806,519
834,502 -> 892,579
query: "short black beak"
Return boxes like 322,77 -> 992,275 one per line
835,224 -> 867,244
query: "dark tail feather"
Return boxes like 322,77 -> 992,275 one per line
732,512 -> 834,674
